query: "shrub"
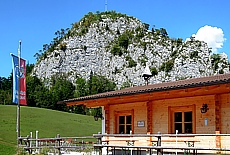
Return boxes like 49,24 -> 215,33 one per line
211,54 -> 221,71
79,27 -> 88,36
160,60 -> 174,72
111,44 -> 122,56
59,43 -> 67,51
141,42 -> 147,51
126,56 -> 137,68
177,38 -> 183,45
139,54 -> 148,66
118,33 -> 129,50
128,59 -> 137,68
219,69 -> 224,74
150,67 -> 158,76
143,23 -> 150,30
190,50 -> 198,59
160,28 -> 168,37
170,50 -> 178,58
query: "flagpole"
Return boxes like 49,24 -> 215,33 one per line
17,40 -> 21,146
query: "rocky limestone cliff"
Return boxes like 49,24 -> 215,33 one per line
32,11 -> 229,88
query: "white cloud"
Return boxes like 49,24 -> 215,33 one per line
190,25 -> 226,53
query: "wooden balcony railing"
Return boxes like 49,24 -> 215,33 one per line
93,132 -> 230,155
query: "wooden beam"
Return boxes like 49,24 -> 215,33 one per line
147,101 -> 153,133
65,84 -> 230,108
203,85 -> 220,91
105,105 -> 110,134
215,95 -> 221,131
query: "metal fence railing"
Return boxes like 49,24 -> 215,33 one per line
18,133 -> 230,155
18,134 -> 97,155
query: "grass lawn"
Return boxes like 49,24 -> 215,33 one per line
0,105 -> 101,155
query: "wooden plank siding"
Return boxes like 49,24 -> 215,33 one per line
109,102 -> 147,134
104,93 -> 230,135
63,74 -> 230,153
220,93 -> 230,133
93,85 -> 230,135
64,84 -> 230,151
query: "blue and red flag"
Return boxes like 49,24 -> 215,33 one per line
11,54 -> 27,105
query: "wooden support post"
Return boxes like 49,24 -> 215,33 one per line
147,101 -> 153,133
216,131 -> 221,154
215,95 -> 221,131
105,105 -> 110,134
157,132 -> 163,155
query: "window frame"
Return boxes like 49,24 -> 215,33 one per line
168,104 -> 196,134
114,109 -> 134,134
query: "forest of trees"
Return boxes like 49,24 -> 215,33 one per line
0,64 -> 116,118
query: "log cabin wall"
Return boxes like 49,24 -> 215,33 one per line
220,93 -> 230,134
106,93 -> 230,134
63,74 -> 230,152
109,102 -> 148,134
195,95 -> 215,134
152,95 -> 216,134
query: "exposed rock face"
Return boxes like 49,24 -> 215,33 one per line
32,12 -> 229,88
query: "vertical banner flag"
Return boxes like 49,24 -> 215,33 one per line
11,54 -> 27,105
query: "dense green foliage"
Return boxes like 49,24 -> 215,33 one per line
0,73 -> 13,105
150,67 -> 158,76
190,50 -> 199,59
111,44 -> 122,56
160,59 -> 174,73
210,53 -> 229,74
0,105 -> 101,155
126,56 -> 137,68
211,54 -> 221,71
0,64 -> 116,119
74,71 -> 116,117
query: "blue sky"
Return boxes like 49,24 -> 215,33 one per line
0,0 -> 229,77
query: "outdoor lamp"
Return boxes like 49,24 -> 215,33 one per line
142,65 -> 152,85
200,104 -> 209,113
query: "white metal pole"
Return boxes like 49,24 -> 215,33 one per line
176,130 -> 178,155
30,132 -> 32,150
36,130 -> 39,154
17,40 -> 21,146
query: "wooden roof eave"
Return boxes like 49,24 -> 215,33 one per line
65,98 -> 109,108
64,83 -> 230,108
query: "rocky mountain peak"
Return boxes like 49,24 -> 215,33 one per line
32,11 -> 229,89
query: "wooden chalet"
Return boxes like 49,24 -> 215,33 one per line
63,73 -> 230,154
